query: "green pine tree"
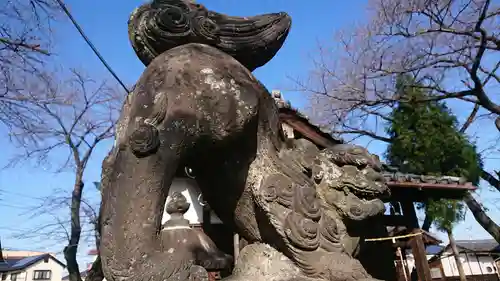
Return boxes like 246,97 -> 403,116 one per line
385,74 -> 483,281
386,75 -> 482,184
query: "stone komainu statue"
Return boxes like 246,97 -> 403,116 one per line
98,1 -> 391,281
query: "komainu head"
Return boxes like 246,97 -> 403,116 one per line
316,144 -> 391,221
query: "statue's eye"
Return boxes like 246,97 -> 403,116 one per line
184,166 -> 196,179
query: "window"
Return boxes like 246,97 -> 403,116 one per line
33,270 -> 51,280
1,273 -> 7,281
430,268 -> 442,279
10,273 -> 20,281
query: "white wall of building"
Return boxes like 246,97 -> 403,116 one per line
161,178 -> 222,225
440,252 -> 498,277
404,252 -> 435,273
1,256 -> 64,281
404,250 -> 499,277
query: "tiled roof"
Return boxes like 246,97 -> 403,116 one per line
386,226 -> 442,246
429,239 -> 500,263
1,251 -> 53,258
382,173 -> 467,185
455,239 -> 500,252
405,245 -> 444,255
0,254 -> 65,272
405,245 -> 444,256
426,245 -> 444,255
271,91 -> 475,189
87,249 -> 98,255
381,164 -> 467,185
271,90 -> 344,143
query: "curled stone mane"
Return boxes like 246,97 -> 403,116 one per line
128,0 -> 291,71
100,1 -> 390,281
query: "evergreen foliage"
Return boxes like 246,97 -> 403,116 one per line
385,74 -> 483,232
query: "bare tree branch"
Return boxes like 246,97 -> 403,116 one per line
0,37 -> 49,55
294,0 -> 500,242
481,169 -> 500,190
297,0 -> 499,138
0,4 -> 120,279
9,189 -> 99,250
460,103 -> 480,133
5,69 -> 123,281
464,191 -> 500,242
0,0 -> 60,137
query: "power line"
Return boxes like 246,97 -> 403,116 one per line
53,0 -> 130,93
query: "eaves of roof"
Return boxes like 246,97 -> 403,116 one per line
0,254 -> 65,272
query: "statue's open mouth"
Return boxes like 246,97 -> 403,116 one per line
346,184 -> 390,202
325,187 -> 386,221
338,174 -> 390,202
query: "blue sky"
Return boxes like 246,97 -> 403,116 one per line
0,0 -> 499,269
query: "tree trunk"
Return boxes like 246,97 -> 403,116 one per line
92,213 -> 101,256
421,214 -> 433,232
447,230 -> 467,281
85,256 -> 104,281
389,201 -> 402,215
64,169 -> 84,281
448,229 -> 467,281
481,170 -> 499,191
464,192 -> 500,242
86,207 -> 104,281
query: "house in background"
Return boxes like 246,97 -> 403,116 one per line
388,226 -> 444,281
401,245 -> 445,281
426,239 -> 500,281
0,242 -> 66,281
0,252 -> 55,259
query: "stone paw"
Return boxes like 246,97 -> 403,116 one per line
189,265 -> 209,281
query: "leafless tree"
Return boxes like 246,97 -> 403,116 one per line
1,1 -> 119,280
11,188 -> 101,254
1,0 -> 60,134
293,0 -> 500,240
7,68 -> 123,281
0,0 -> 57,58
464,192 -> 500,241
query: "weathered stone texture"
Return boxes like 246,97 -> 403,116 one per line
100,1 -> 392,281
129,0 -> 291,71
100,43 -> 265,281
